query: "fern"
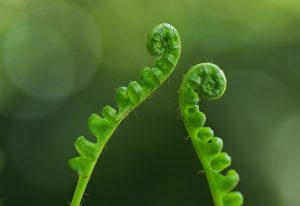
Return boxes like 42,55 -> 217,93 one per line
69,23 -> 181,206
179,63 -> 243,206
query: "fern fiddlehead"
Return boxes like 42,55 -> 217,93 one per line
69,23 -> 181,206
179,63 -> 243,206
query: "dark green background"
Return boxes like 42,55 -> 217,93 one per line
0,0 -> 300,205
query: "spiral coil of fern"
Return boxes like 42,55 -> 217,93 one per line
179,63 -> 243,206
68,23 -> 181,206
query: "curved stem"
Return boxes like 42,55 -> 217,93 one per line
189,131 -> 222,205
71,175 -> 90,206
179,63 -> 243,206
68,23 -> 181,206
70,92 -> 160,205
179,64 -> 223,205
70,141 -> 105,206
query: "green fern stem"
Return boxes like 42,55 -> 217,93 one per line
179,63 -> 243,206
69,23 -> 181,206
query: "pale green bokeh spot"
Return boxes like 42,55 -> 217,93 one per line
4,24 -> 75,100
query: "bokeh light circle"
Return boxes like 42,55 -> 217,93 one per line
4,24 -> 75,99
22,2 -> 102,93
0,2 -> 102,119
266,113 -> 300,205
4,2 -> 102,100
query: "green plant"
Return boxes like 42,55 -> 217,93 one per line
69,23 -> 181,206
179,63 -> 243,206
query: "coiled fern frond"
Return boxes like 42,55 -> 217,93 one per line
69,23 -> 181,206
179,63 -> 243,206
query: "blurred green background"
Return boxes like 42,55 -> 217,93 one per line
0,0 -> 300,205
